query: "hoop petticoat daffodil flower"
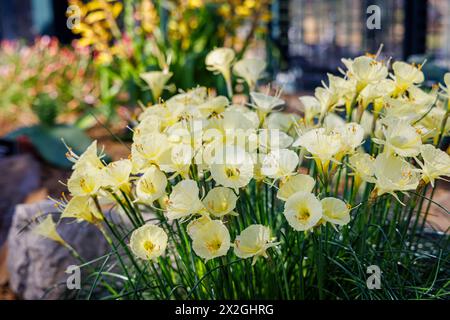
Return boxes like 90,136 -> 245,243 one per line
205,47 -> 235,76
166,179 -> 205,220
277,173 -> 315,201
191,219 -> 231,261
359,79 -> 396,110
67,165 -> 102,196
187,215 -> 212,238
131,132 -> 171,173
61,195 -> 103,225
372,152 -> 421,202
373,118 -> 422,157
140,70 -> 173,101
202,187 -> 238,218
341,56 -> 388,93
260,149 -> 299,180
136,165 -> 168,204
333,122 -> 365,156
298,96 -> 321,124
444,72 -> 450,94
283,191 -> 323,231
250,92 -> 285,120
257,129 -> 293,154
348,151 -> 376,190
314,86 -> 341,118
293,128 -> 342,174
391,61 -> 425,95
210,145 -> 254,191
33,215 -> 66,245
66,140 -> 105,171
233,58 -> 266,90
100,159 -> 132,193
159,142 -> 194,179
320,197 -> 351,227
233,224 -> 280,265
439,73 -> 450,110
205,47 -> 235,96
129,224 -> 168,260
414,144 -> 450,187
196,96 -> 229,118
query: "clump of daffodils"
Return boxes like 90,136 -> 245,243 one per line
34,48 -> 450,298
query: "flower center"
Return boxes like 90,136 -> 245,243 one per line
141,180 -> 156,194
143,240 -> 156,254
225,167 -> 240,178
206,239 -> 222,253
296,207 -> 310,222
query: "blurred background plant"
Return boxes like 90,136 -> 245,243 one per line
0,36 -> 99,168
69,0 -> 271,120
0,36 -> 99,127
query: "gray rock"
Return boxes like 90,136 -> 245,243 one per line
0,154 -> 41,246
7,200 -> 109,300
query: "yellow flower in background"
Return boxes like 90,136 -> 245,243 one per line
277,173 -> 315,201
233,224 -> 279,264
192,219 -> 231,261
233,58 -> 266,90
261,149 -> 299,180
416,144 -> 450,186
373,152 -> 420,198
136,0 -> 159,34
374,119 -> 422,157
166,179 -> 204,220
136,166 -> 168,204
129,224 -> 168,260
202,187 -> 238,217
33,215 -> 66,245
283,192 -> 322,231
321,197 -> 350,226
140,71 -> 173,101
392,61 -> 424,94
61,195 -> 103,224
69,0 -> 123,64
